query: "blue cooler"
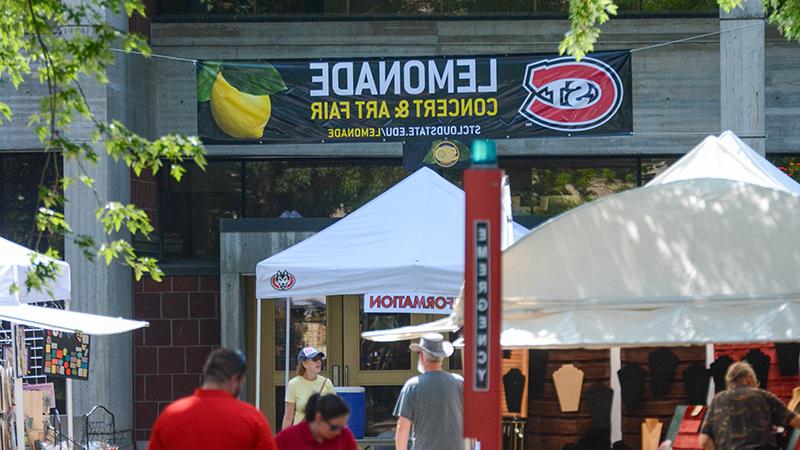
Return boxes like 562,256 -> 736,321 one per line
335,386 -> 366,438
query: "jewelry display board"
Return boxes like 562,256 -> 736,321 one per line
43,330 -> 90,380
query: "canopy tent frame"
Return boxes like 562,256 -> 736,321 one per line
253,168 -> 527,410
359,130 -> 800,445
364,131 -> 800,348
0,237 -> 149,449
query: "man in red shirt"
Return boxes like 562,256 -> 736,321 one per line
148,348 -> 277,450
275,394 -> 358,450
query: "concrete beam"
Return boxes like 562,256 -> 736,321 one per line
64,150 -> 133,430
720,4 -> 766,153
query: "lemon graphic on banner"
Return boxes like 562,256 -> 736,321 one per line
210,72 -> 272,139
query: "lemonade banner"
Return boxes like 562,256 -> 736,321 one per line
196,50 -> 632,147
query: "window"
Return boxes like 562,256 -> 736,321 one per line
502,157 -> 638,218
155,0 -> 718,19
0,153 -> 61,252
160,162 -> 242,260
158,157 -> 681,262
768,155 -> 800,183
159,160 -> 409,261
244,161 -> 408,219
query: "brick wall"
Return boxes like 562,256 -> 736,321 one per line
131,172 -> 159,256
132,275 -> 221,441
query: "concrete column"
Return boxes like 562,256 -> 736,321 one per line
65,150 -> 133,430
720,1 -> 765,154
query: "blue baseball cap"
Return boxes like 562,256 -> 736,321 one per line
297,347 -> 325,363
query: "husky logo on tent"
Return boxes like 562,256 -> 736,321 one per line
270,270 -> 296,291
519,56 -> 623,132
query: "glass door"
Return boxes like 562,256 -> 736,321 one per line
342,295 -> 451,437
245,278 -> 344,430
245,280 -> 460,437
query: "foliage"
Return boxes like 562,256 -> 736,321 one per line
0,0 -> 206,297
559,0 -> 618,60
561,0 -> 800,60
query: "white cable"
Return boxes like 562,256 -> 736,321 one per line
630,20 -> 764,53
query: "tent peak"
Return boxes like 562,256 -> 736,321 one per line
647,131 -> 800,195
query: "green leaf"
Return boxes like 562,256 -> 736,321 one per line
0,101 -> 11,123
196,61 -> 221,103
220,62 -> 287,96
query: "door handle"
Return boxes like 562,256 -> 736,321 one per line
332,365 -> 340,386
344,365 -> 349,386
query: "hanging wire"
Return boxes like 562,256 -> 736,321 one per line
109,18 -> 766,64
630,20 -> 765,53
110,48 -> 197,64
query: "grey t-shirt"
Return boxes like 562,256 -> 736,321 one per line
393,371 -> 464,450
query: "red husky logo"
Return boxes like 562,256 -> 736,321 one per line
519,57 -> 623,132
270,270 -> 296,291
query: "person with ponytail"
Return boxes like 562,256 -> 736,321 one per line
282,347 -> 336,431
275,393 -> 358,450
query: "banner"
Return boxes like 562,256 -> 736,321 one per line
196,50 -> 632,149
364,293 -> 455,314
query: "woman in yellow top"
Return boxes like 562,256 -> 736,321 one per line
282,346 -> 336,430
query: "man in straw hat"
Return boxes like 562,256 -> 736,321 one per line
700,361 -> 800,450
393,333 -> 463,450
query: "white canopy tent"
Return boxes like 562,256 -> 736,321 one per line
256,167 -> 527,300
0,236 -> 148,448
254,167 -> 527,404
363,131 -> 800,347
501,130 -> 800,348
0,238 -> 71,305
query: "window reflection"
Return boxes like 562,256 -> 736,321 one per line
364,386 -> 403,437
157,0 -> 717,16
245,162 -> 407,219
502,158 -> 637,218
360,301 -> 411,371
275,297 -> 328,371
769,156 -> 800,183
161,162 -> 241,260
640,158 -> 678,185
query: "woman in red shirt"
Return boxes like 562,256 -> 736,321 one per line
276,394 -> 358,450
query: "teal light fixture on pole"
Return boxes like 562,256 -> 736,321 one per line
471,139 -> 497,167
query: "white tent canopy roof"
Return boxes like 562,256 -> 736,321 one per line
649,130 -> 800,194
0,237 -> 70,305
364,131 -> 800,347
0,236 -> 148,334
502,131 -> 800,347
0,304 -> 148,335
256,167 -> 528,299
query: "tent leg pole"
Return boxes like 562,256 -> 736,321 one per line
284,298 -> 290,390
12,326 -> 24,450
11,268 -> 24,450
255,300 -> 262,409
706,344 -> 715,405
66,379 -> 73,446
65,300 -> 74,445
610,347 -> 622,443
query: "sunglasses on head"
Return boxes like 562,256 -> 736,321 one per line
326,421 -> 347,432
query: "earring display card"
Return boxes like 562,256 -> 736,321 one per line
43,330 -> 90,380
